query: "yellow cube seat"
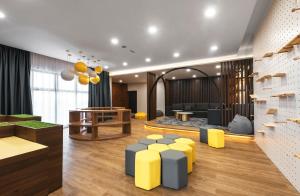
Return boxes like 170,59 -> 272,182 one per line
175,138 -> 196,163
135,112 -> 147,120
148,143 -> 170,153
147,134 -> 164,140
208,129 -> 225,148
168,143 -> 193,174
135,150 -> 161,190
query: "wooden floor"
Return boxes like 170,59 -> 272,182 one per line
50,119 -> 299,196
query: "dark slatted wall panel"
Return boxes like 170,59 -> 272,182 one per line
166,77 -> 221,105
147,72 -> 157,121
221,59 -> 253,126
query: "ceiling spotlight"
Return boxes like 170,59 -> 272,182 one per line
193,75 -> 197,78
145,58 -> 151,63
123,62 -> 128,66
148,26 -> 158,35
134,74 -> 139,78
186,68 -> 191,72
216,72 -> 221,76
162,71 -> 166,74
110,38 -> 119,45
172,76 -> 176,80
173,52 -> 180,58
0,11 -> 6,19
119,80 -> 123,83
104,65 -> 109,69
204,7 -> 217,18
215,64 -> 221,69
210,45 -> 218,52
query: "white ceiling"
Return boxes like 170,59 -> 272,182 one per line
0,0 -> 271,72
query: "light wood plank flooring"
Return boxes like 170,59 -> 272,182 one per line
51,119 -> 299,196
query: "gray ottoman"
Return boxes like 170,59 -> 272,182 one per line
125,143 -> 147,176
199,127 -> 208,144
157,138 -> 175,145
138,138 -> 156,146
160,149 -> 188,190
164,134 -> 180,140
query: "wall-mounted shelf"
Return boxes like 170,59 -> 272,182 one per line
254,59 -> 262,62
250,94 -> 258,99
255,99 -> 267,104
293,56 -> 300,61
278,34 -> 300,53
263,52 -> 274,58
249,72 -> 258,77
292,8 -> 300,12
266,108 -> 277,115
271,93 -> 295,98
294,154 -> 300,159
256,75 -> 272,82
256,130 -> 265,135
264,123 -> 276,128
287,118 -> 300,124
274,121 -> 287,124
272,73 -> 286,77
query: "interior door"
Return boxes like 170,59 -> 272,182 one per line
128,91 -> 137,113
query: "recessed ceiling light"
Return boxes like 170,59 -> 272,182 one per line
104,65 -> 109,69
119,80 -> 123,83
110,38 -> 119,45
123,62 -> 128,66
210,45 -> 218,52
204,7 -> 217,18
172,76 -> 176,80
173,52 -> 180,58
215,64 -> 221,69
145,58 -> 151,63
216,72 -> 221,76
148,26 -> 158,35
0,11 -> 6,19
193,75 -> 197,78
186,69 -> 191,72
162,71 -> 166,74
134,74 -> 139,78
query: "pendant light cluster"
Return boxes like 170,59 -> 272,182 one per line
60,50 -> 103,85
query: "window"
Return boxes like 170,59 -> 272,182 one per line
31,70 -> 89,125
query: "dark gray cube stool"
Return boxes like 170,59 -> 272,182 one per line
138,138 -> 156,146
199,127 -> 208,144
125,143 -> 147,176
160,149 -> 188,190
164,134 -> 180,140
157,138 -> 175,145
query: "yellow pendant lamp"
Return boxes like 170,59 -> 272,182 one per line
94,65 -> 103,74
78,74 -> 89,85
74,62 -> 88,73
90,75 -> 101,84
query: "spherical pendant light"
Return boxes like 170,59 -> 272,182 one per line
78,74 -> 89,85
94,65 -> 103,74
61,69 -> 74,81
90,75 -> 101,84
74,62 -> 88,73
87,68 -> 97,78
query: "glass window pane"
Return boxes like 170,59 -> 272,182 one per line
32,71 -> 55,89
57,92 -> 76,125
58,76 -> 76,91
77,83 -> 89,92
32,90 -> 56,123
77,92 -> 88,108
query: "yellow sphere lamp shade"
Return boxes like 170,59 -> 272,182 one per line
90,75 -> 101,84
78,74 -> 89,85
94,66 -> 103,74
74,62 -> 88,73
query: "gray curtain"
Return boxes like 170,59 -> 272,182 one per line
0,44 -> 33,115
88,71 -> 111,107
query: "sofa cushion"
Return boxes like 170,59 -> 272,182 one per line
172,103 -> 183,110
184,103 -> 194,111
195,103 -> 208,110
209,103 -> 220,109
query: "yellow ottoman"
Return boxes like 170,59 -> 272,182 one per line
135,112 -> 147,120
168,143 -> 193,174
147,134 -> 164,140
175,138 -> 196,163
135,150 -> 161,190
208,129 -> 225,148
148,143 -> 170,153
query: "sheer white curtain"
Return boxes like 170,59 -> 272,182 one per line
31,53 -> 88,125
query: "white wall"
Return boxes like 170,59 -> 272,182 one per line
128,83 -> 147,113
253,0 -> 300,192
156,81 -> 165,114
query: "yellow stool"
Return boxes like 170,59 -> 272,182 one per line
135,112 -> 147,120
148,143 -> 170,153
175,138 -> 196,163
168,143 -> 193,173
147,134 -> 164,140
208,129 -> 225,148
135,150 -> 161,190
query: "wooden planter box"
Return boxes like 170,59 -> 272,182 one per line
15,125 -> 63,193
0,124 -> 15,138
6,115 -> 42,122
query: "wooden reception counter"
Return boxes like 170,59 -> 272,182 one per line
69,107 -> 131,141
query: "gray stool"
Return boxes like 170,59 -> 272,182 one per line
160,149 -> 188,190
199,127 -> 208,144
138,138 -> 156,146
157,138 -> 175,145
125,143 -> 147,176
164,134 -> 180,140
